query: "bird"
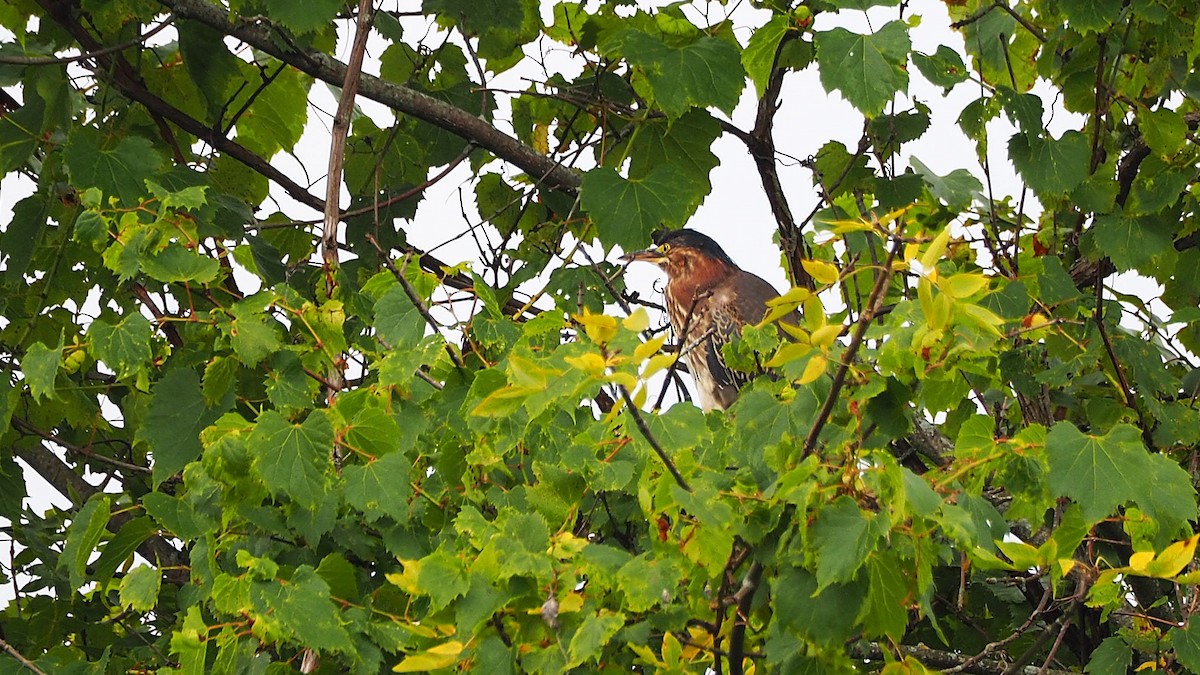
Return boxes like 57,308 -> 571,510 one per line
621,229 -> 795,411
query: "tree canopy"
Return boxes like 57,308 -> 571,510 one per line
2,0 -> 1200,673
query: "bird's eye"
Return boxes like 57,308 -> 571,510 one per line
658,243 -> 671,254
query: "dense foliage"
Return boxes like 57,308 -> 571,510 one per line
2,0 -> 1200,672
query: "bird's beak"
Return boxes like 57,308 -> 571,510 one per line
620,247 -> 667,264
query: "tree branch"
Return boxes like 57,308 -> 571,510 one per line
158,0 -> 581,194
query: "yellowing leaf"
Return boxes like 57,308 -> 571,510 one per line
576,310 -> 618,344
765,342 -> 811,367
763,287 -> 810,324
798,354 -> 827,384
565,353 -> 607,377
623,308 -> 650,332
810,324 -> 841,349
801,259 -> 840,285
996,539 -> 1041,570
386,560 -> 420,594
828,217 -> 877,234
471,385 -> 539,417
635,333 -> 669,361
920,227 -> 951,270
559,593 -> 584,613
392,640 -> 464,672
940,272 -> 989,299
803,296 -> 826,330
1143,534 -> 1198,578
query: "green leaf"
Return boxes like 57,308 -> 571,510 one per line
91,517 -> 158,586
601,30 -> 745,118
859,553 -> 909,639
1173,622 -> 1200,673
22,336 -> 62,401
912,45 -> 968,89
910,156 -> 982,210
373,284 -> 427,347
1083,214 -> 1172,272
1138,454 -> 1198,536
262,0 -> 339,34
1084,636 -> 1130,675
343,452 -> 413,522
615,554 -> 681,612
141,368 -> 229,484
775,566 -> 865,645
567,610 -> 625,668
140,244 -> 220,283
1058,0 -> 1121,33
253,567 -> 354,652
1046,423 -> 1146,523
814,21 -> 911,116
427,0 -> 541,68
416,549 -> 470,612
234,66 -> 312,157
623,110 -> 720,217
250,410 -> 334,508
119,565 -> 161,611
87,312 -> 152,380
63,128 -> 163,206
1141,107 -> 1187,156
581,165 -> 695,251
742,16 -> 790,98
143,491 -> 218,539
810,496 -> 882,589
60,494 -> 111,591
1007,130 -> 1090,195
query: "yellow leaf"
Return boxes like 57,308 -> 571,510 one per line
532,122 -> 549,155
798,354 -> 827,384
763,287 -> 810,324
777,322 -> 811,343
803,296 -> 826,330
565,353 -> 607,377
643,352 -> 677,379
1145,534 -> 1198,578
559,593 -> 584,613
940,272 -> 990,299
1135,659 -> 1162,671
920,227 -> 951,270
1057,559 -> 1077,577
829,219 -> 876,234
623,308 -> 650,332
810,324 -> 841,349
576,310 -> 618,344
903,242 -> 920,263
392,640 -> 464,672
635,333 -> 669,361
386,560 -> 420,594
801,259 -> 840,285
765,342 -> 812,368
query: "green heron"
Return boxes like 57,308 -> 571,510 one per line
622,229 -> 793,411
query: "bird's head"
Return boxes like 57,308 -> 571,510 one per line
620,229 -> 738,282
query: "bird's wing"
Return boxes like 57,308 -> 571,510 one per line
702,273 -> 783,390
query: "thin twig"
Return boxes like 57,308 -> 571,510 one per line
366,235 -> 468,371
618,387 -> 691,493
0,13 -> 175,65
0,636 -> 49,675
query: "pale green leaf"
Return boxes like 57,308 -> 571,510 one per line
87,312 -> 152,380
119,565 -> 161,611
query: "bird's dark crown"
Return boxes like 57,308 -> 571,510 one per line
652,229 -> 737,267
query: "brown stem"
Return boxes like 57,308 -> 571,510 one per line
159,0 -> 580,194
618,387 -> 691,493
802,239 -> 902,458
